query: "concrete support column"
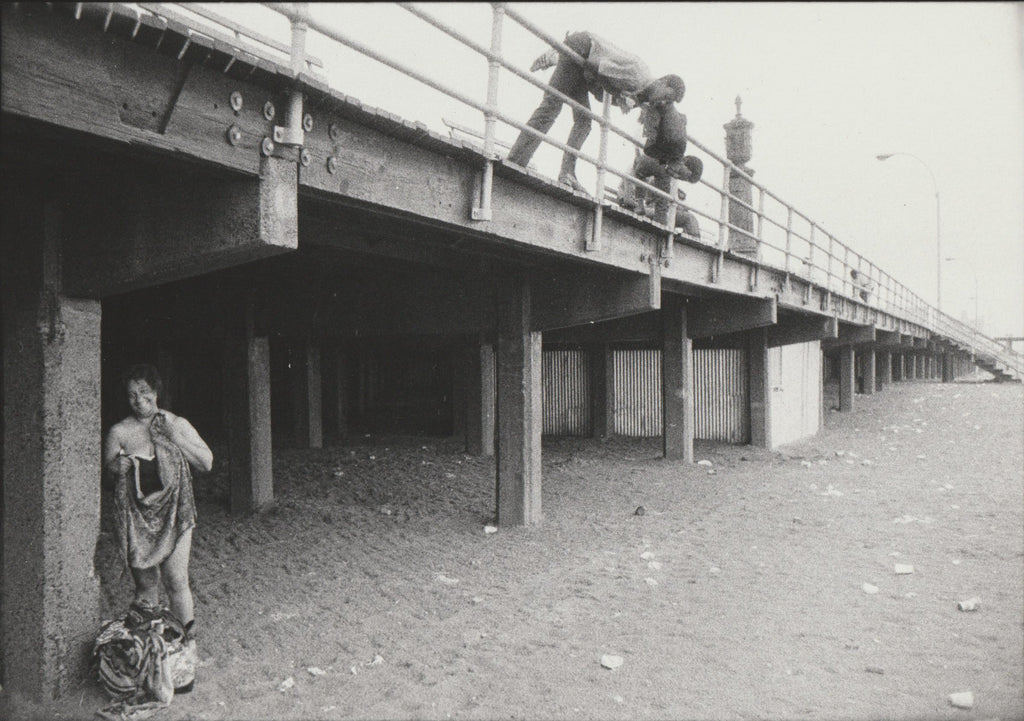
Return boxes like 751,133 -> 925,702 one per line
839,345 -> 856,412
590,343 -> 614,440
862,347 -> 876,395
333,342 -> 349,440
895,353 -> 905,381
466,338 -> 495,457
942,353 -> 954,383
908,354 -> 917,380
290,339 -> 322,449
748,329 -> 771,448
224,285 -> 274,515
2,200 -> 102,701
662,295 -> 694,461
879,350 -> 893,388
496,275 -> 542,526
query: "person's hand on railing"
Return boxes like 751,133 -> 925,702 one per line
530,48 -> 559,72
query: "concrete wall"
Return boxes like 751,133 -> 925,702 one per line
769,341 -> 823,447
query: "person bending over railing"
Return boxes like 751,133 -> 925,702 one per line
507,30 -> 685,192
618,102 -> 703,229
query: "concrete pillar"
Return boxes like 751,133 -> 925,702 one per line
289,339 -> 322,448
748,329 -> 771,448
724,97 -> 758,258
662,295 -> 694,461
224,285 -> 274,515
496,275 -> 542,526
590,343 -> 614,439
942,353 -> 954,383
333,343 -> 349,440
839,345 -> 855,412
465,338 -> 495,457
908,354 -> 917,380
862,347 -> 876,395
880,350 -> 893,388
2,199 -> 102,701
895,353 -> 905,381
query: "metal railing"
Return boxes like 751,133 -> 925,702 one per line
112,2 -> 1023,379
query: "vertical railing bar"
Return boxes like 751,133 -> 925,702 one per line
473,3 -> 503,222
589,92 -> 611,250
786,206 -> 794,280
755,186 -> 765,261
717,163 -> 730,269
664,177 -> 678,259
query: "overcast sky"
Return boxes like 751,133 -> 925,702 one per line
209,2 -> 1024,337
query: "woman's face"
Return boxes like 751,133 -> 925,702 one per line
127,379 -> 158,419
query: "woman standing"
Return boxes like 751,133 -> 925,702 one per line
103,364 -> 213,634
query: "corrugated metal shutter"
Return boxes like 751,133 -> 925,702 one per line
613,349 -> 662,436
542,350 -> 590,436
694,349 -> 749,443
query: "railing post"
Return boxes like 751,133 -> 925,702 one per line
663,177 -> 678,259
472,3 -> 504,222
715,163 -> 730,281
272,3 -> 309,149
782,207 -> 792,294
755,186 -> 765,262
826,229 -> 835,293
588,92 -> 612,251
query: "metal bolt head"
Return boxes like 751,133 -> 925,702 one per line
273,126 -> 285,143
229,91 -> 243,112
328,122 -> 341,140
226,124 -> 242,146
263,101 -> 276,121
327,156 -> 338,174
261,137 -> 275,157
300,149 -> 311,167
303,113 -> 314,132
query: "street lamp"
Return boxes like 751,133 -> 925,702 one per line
945,256 -> 979,329
876,152 -> 942,312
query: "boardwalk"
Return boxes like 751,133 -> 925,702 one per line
12,380 -> 1014,721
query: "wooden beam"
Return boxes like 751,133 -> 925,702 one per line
861,346 -> 876,395
748,329 -> 771,448
543,312 -> 660,345
223,282 -> 274,514
62,157 -> 297,297
496,274 -> 542,526
530,267 -> 660,332
875,329 -> 901,347
465,339 -> 495,457
823,323 -> 876,348
839,346 -> 855,412
1,6 -> 283,176
767,314 -> 837,347
688,295 -> 777,340
662,295 -> 694,462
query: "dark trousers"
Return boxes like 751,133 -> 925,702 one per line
507,32 -> 593,178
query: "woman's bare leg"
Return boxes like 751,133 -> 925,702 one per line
161,528 -> 194,625
130,566 -> 161,607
